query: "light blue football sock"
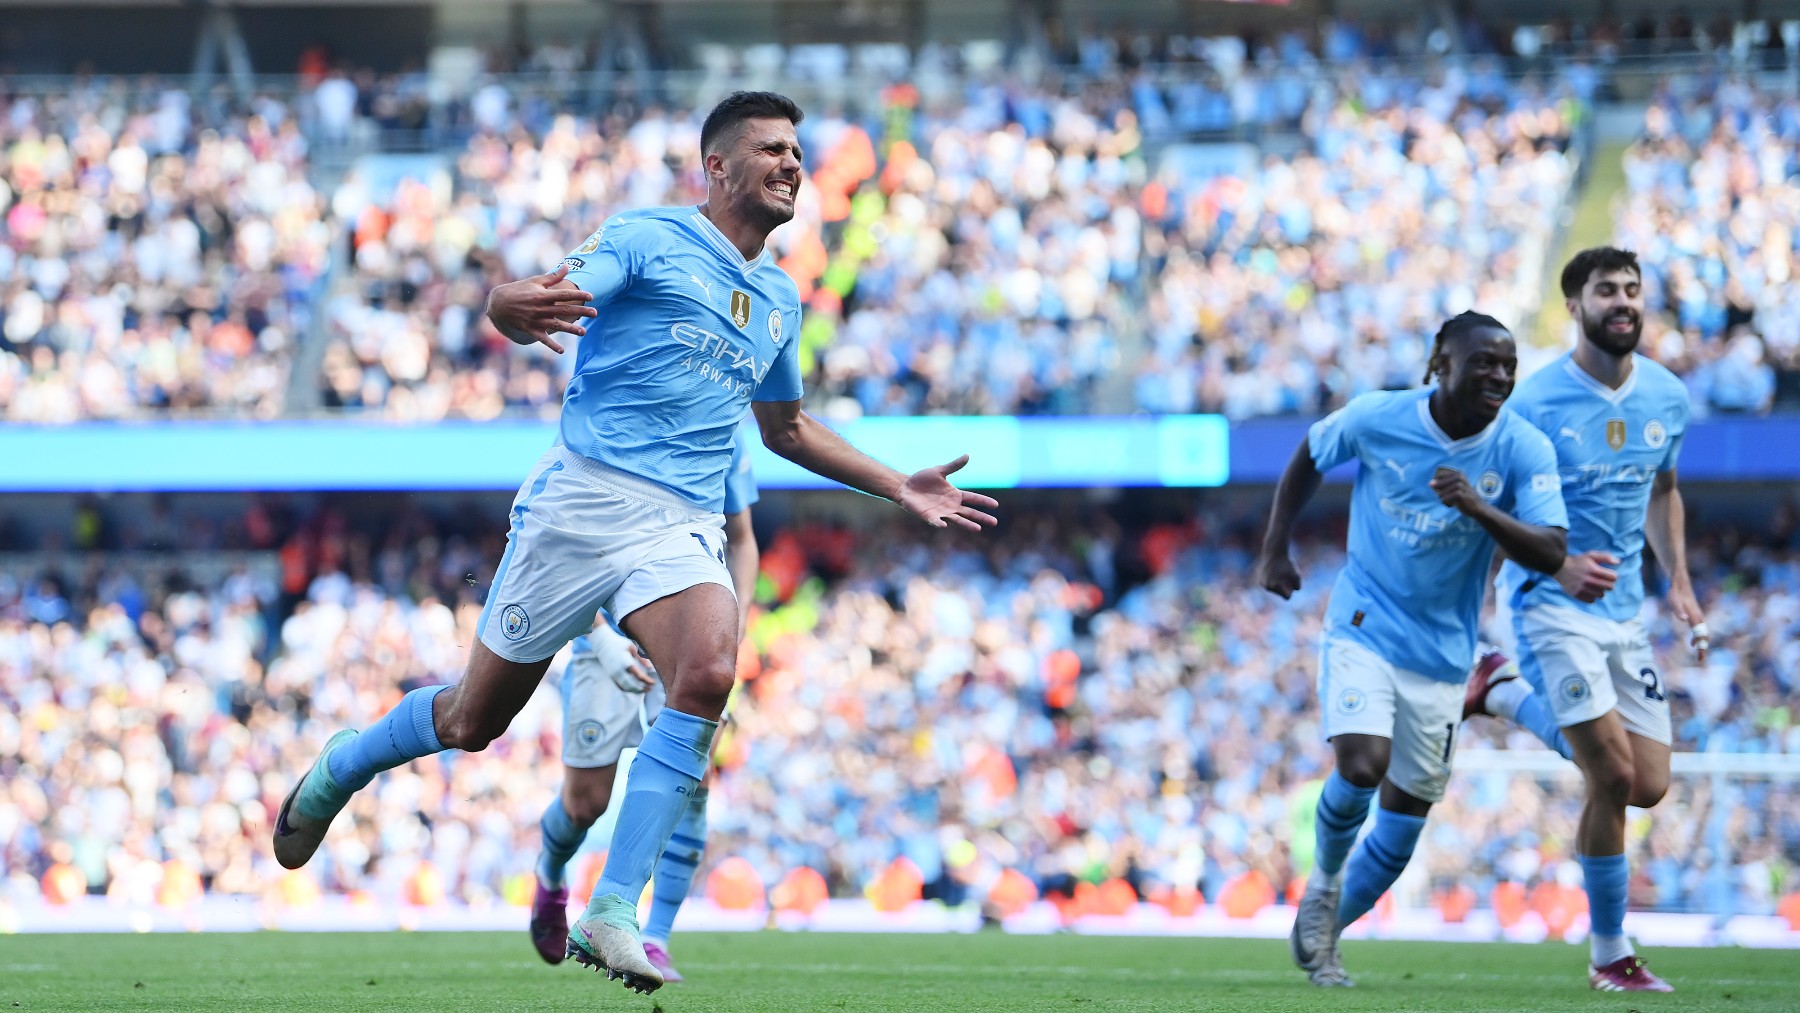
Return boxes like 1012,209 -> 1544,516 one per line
1514,692 -> 1574,761
1337,806 -> 1427,927
319,684 -> 449,797
589,708 -> 716,908
1314,771 -> 1377,877
1488,678 -> 1575,761
1580,853 -> 1632,963
643,788 -> 708,945
538,796 -> 590,890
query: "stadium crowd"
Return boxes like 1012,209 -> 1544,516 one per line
1615,76 -> 1800,415
3,498 -> 1795,920
0,78 -> 329,422
6,43 -> 1797,421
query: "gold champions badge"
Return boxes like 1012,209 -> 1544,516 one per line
1606,418 -> 1627,451
730,290 -> 751,329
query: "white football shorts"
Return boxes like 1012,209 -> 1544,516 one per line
1318,637 -> 1464,803
1513,604 -> 1672,745
559,627 -> 667,769
477,445 -> 734,664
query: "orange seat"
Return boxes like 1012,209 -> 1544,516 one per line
771,866 -> 829,916
707,856 -> 766,911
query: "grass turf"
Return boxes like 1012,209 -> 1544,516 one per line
3,931 -> 1792,1012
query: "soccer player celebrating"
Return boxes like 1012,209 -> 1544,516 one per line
271,92 -> 998,994
526,425 -> 761,979
1466,247 -> 1703,992
1256,311 -> 1569,987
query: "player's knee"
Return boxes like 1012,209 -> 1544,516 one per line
668,657 -> 736,715
562,781 -> 613,826
1587,756 -> 1636,803
1336,755 -> 1387,789
1628,771 -> 1669,809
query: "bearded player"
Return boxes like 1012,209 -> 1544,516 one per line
1465,247 -> 1705,992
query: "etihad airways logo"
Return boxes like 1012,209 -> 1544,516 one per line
671,322 -> 772,397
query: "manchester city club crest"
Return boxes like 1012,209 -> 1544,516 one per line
1478,470 -> 1504,500
1644,418 -> 1667,449
1606,418 -> 1627,452
1338,688 -> 1367,715
768,307 -> 784,344
1560,675 -> 1590,703
501,604 -> 530,641
574,719 -> 603,748
730,290 -> 751,329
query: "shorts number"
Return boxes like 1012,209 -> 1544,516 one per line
1638,666 -> 1665,702
1441,722 -> 1455,763
690,532 -> 725,565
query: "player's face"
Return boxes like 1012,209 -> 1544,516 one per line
711,118 -> 803,232
1444,326 -> 1518,424
1569,268 -> 1644,357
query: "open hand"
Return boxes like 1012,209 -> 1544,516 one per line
485,263 -> 596,354
895,456 -> 999,532
1555,550 -> 1619,604
1667,584 -> 1709,663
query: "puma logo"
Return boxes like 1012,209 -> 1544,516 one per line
689,275 -> 712,300
1383,458 -> 1410,480
1560,426 -> 1584,446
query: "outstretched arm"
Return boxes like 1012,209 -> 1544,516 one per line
1647,468 -> 1708,660
1429,468 -> 1567,574
751,400 -> 998,531
1255,437 -> 1322,599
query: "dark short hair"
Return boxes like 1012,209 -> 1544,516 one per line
1560,247 -> 1641,299
1423,310 -> 1510,383
700,91 -> 804,156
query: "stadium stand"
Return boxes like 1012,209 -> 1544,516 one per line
3,499 -> 1794,918
1615,77 -> 1800,413
0,79 -> 328,422
6,38 -> 1795,421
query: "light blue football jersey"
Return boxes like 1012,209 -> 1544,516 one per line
1496,354 -> 1690,621
558,205 -> 803,512
723,421 -> 760,516
1311,388 -> 1568,682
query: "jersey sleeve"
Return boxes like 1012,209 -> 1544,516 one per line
1658,385 -> 1689,473
560,219 -> 644,308
723,427 -> 761,514
1307,394 -> 1374,472
1508,425 -> 1569,531
752,300 -> 804,403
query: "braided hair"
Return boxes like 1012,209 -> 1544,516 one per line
1423,310 -> 1509,384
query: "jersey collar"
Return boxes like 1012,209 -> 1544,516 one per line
1416,393 -> 1498,453
1562,355 -> 1638,404
689,207 -> 769,277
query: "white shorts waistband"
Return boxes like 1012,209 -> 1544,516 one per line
552,446 -> 710,515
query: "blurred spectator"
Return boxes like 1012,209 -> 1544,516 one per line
2,497 -> 1794,916
0,79 -> 328,422
1617,76 -> 1800,414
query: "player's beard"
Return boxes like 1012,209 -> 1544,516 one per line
1580,305 -> 1642,358
727,166 -> 797,235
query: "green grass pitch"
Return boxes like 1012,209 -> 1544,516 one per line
3,931 -> 1793,1012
